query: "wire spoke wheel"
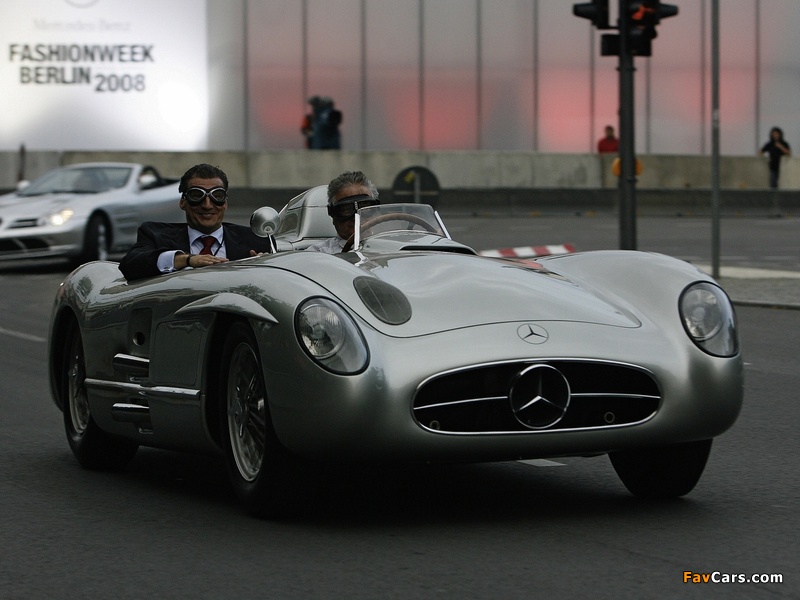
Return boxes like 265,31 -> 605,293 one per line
220,321 -> 307,518
61,321 -> 138,470
67,333 -> 91,436
226,341 -> 268,482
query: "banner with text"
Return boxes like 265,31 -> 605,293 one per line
0,0 -> 208,151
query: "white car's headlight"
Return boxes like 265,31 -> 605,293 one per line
295,298 -> 369,374
39,209 -> 75,227
679,282 -> 738,357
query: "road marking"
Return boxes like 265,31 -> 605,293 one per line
517,459 -> 566,467
0,326 -> 46,343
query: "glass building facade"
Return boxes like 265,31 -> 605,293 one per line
238,0 -> 799,155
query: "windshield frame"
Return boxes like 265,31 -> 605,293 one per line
353,203 -> 450,249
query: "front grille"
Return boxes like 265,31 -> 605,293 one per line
9,219 -> 39,229
0,238 -> 50,252
413,360 -> 661,434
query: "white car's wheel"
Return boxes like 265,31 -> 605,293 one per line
220,321 -> 300,518
62,321 -> 138,470
79,214 -> 110,264
610,439 -> 712,499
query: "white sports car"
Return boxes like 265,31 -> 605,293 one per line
0,162 -> 183,264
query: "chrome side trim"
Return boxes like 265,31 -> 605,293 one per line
113,353 -> 150,374
111,403 -> 150,423
85,378 -> 200,401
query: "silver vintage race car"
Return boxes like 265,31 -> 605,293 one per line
48,186 -> 743,517
1,162 -> 183,264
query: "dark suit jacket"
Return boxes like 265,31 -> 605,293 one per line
118,221 -> 274,281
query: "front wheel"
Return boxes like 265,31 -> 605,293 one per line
610,439 -> 712,499
78,214 -> 110,264
219,321 -> 302,518
62,321 -> 138,470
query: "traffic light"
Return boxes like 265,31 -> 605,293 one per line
626,1 -> 678,56
573,0 -> 611,30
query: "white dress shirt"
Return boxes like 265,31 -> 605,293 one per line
306,236 -> 346,254
157,226 -> 226,273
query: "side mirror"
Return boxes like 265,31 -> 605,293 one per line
250,206 -> 281,237
138,173 -> 158,189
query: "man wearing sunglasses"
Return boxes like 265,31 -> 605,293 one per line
119,163 -> 274,280
307,170 -> 380,253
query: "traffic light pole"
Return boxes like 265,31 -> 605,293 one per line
618,0 -> 637,250
574,0 -> 677,250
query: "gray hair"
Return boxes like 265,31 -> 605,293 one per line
327,170 -> 379,204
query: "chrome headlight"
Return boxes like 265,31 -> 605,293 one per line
295,298 -> 369,374
38,209 -> 75,227
679,282 -> 738,357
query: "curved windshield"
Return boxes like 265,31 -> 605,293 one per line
19,166 -> 132,197
355,203 -> 447,247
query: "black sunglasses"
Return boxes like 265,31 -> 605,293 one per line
183,186 -> 228,207
327,194 -> 379,221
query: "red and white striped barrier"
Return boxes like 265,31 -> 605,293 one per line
478,243 -> 576,259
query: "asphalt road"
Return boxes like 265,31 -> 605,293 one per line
1,215 -> 798,599
441,213 -> 800,272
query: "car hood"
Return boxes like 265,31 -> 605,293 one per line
264,250 -> 641,336
0,192 -> 82,216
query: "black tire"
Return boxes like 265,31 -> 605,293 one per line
79,214 -> 110,264
62,322 -> 138,470
610,439 -> 713,499
219,321 -> 301,518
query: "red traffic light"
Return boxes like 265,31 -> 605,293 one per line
626,1 -> 678,56
629,1 -> 678,25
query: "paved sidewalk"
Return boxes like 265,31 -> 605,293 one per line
696,265 -> 800,310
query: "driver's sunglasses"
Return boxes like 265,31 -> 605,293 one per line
328,194 -> 379,221
183,186 -> 228,207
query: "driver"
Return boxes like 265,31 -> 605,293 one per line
306,170 -> 379,253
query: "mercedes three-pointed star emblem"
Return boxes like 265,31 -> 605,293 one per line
509,364 -> 570,429
517,323 -> 549,344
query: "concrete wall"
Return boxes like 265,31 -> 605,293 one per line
2,149 -> 799,192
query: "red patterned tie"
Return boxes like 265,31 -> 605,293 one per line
199,236 -> 216,255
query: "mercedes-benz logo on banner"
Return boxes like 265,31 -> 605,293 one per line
517,323 -> 549,344
65,0 -> 101,7
509,364 -> 570,429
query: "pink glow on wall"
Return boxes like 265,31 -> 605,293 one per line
421,72 -> 478,150
368,77 -> 421,148
250,67 -> 305,149
538,72 -> 592,153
